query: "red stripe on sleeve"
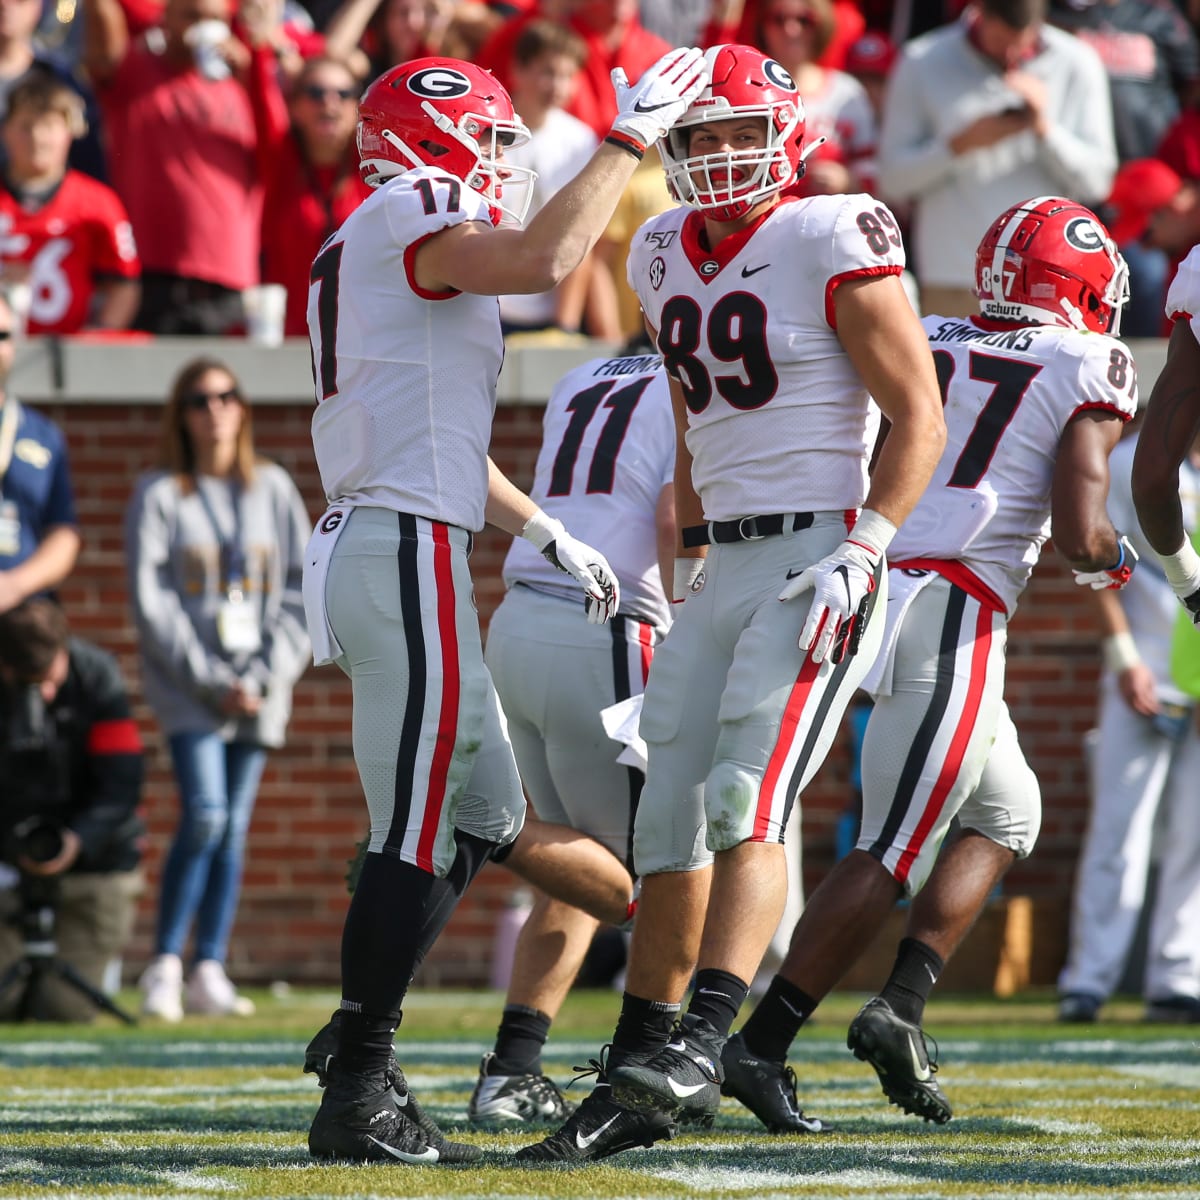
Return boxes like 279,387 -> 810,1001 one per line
87,718 -> 143,755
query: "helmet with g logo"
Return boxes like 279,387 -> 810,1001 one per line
974,196 -> 1129,334
657,44 -> 808,222
356,57 -> 535,226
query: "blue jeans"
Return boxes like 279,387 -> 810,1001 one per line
156,733 -> 268,964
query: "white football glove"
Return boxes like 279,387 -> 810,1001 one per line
1072,534 -> 1138,591
610,46 -> 709,150
522,511 -> 620,624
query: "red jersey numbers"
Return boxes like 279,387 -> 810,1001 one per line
309,241 -> 344,401
657,292 -> 778,414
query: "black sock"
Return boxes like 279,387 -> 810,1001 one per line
339,833 -> 499,1041
880,937 -> 944,1025
739,976 -> 818,1064
687,968 -> 749,1038
492,1005 -> 552,1076
335,1009 -> 398,1078
613,992 -> 680,1063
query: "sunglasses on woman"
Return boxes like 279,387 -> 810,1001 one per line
182,388 -> 241,411
300,84 -> 358,102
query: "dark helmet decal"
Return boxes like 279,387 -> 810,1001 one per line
763,58 -> 798,92
405,67 -> 472,99
1064,216 -> 1106,253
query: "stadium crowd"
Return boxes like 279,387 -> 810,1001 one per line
0,0 -> 1196,339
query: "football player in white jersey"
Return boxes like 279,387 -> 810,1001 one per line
1133,242 -> 1200,624
521,43 -> 946,1163
727,196 -> 1139,1130
298,50 -> 708,1164
467,348 -> 675,1128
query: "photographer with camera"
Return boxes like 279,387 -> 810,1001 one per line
0,598 -> 144,1022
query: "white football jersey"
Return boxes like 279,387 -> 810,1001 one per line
627,193 -> 904,521
1165,242 -> 1200,343
308,164 -> 503,532
890,315 -> 1140,614
503,354 -> 675,630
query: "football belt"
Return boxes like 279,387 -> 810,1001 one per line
682,512 -> 816,547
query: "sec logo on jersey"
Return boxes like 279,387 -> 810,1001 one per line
649,256 -> 666,290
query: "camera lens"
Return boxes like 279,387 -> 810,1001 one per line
12,816 -> 65,864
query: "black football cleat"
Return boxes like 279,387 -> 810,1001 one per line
608,1013 -> 725,1121
468,1052 -> 576,1125
720,1031 -> 833,1134
305,1012 -> 481,1162
514,1048 -> 675,1164
847,996 -> 952,1124
308,1068 -> 440,1163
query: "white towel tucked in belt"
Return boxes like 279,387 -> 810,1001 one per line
302,505 -> 354,666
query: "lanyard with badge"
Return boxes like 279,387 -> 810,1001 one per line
194,477 -> 262,655
0,395 -> 21,558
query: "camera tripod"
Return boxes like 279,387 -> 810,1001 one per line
0,873 -> 135,1024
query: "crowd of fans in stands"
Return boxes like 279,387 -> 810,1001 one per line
1,0 -> 1199,341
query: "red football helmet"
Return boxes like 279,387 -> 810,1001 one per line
356,58 -> 535,226
657,44 -> 809,221
974,196 -> 1130,334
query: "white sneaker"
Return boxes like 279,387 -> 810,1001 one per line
139,953 -> 184,1022
185,959 -> 256,1016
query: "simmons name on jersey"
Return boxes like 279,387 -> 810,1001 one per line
889,315 -> 1139,614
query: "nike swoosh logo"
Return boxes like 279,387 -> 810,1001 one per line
741,264 -> 769,277
575,1114 -> 619,1149
786,568 -> 805,580
908,1034 -> 932,1082
667,1078 -> 710,1098
633,99 -> 675,112
366,1134 -> 440,1163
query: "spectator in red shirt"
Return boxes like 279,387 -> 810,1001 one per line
0,73 -> 140,333
477,0 -> 670,139
254,53 -> 371,336
81,0 -> 276,334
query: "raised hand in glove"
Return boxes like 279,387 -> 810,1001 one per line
779,512 -> 894,665
610,46 -> 709,152
522,511 -> 620,624
1072,534 -> 1138,591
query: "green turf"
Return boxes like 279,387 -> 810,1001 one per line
2,988 -> 1197,1199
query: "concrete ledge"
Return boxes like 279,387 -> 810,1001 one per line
8,335 -> 1168,407
9,335 -> 620,406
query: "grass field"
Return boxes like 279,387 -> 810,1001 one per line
2,987 -> 1198,1199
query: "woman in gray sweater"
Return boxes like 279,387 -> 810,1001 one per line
126,356 -> 311,1020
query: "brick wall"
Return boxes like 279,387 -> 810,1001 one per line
51,396 -> 1106,988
